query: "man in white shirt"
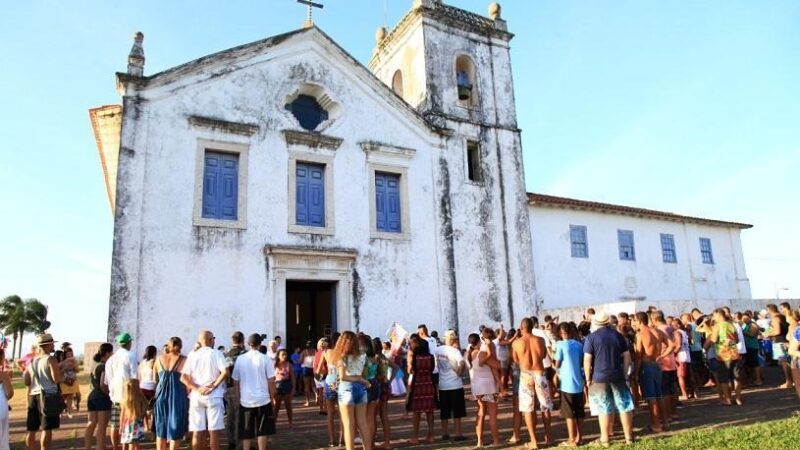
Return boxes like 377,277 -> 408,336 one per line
181,330 -> 229,450
104,332 -> 137,450
232,333 -> 277,450
434,330 -> 467,442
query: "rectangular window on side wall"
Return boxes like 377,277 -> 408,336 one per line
569,225 -> 588,258
618,229 -> 636,261
375,172 -> 402,233
700,237 -> 714,264
201,151 -> 239,220
661,233 -> 677,263
466,141 -> 482,182
295,162 -> 326,227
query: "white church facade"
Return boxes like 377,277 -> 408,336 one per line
90,0 -> 751,353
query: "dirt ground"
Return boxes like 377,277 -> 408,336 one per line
10,365 -> 799,450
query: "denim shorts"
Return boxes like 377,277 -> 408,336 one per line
588,381 -> 634,416
638,362 -> 662,401
367,379 -> 380,403
338,381 -> 368,405
323,380 -> 338,401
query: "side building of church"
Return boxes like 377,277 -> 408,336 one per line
90,0 -> 751,353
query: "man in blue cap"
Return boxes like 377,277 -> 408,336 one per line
105,332 -> 138,450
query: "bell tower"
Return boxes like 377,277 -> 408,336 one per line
369,0 -> 516,129
370,1 -> 537,331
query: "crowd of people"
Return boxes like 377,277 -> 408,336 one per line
12,301 -> 800,450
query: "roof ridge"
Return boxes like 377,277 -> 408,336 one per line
527,192 -> 752,229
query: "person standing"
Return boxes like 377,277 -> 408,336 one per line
435,330 -> 467,443
417,325 -> 439,389
272,349 -> 295,428
300,341 -> 316,407
709,309 -> 742,405
740,313 -> 763,385
406,335 -> 436,446
632,312 -> 665,433
332,331 -> 373,450
583,312 -> 635,447
225,332 -> 247,450
512,318 -> 552,448
105,333 -> 138,450
153,337 -> 189,450
58,347 -> 80,419
765,304 -> 793,389
85,343 -> 114,450
0,346 -> 14,450
231,334 -> 276,450
554,322 -> 585,447
468,333 -> 499,448
652,312 -> 679,420
181,331 -> 229,450
24,333 -> 62,450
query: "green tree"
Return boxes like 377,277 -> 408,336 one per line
0,295 -> 51,359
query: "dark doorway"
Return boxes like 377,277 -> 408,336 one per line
285,281 -> 336,351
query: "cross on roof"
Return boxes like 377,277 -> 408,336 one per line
297,0 -> 324,28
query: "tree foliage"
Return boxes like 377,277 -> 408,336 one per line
0,295 -> 51,359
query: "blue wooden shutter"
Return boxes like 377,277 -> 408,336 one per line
202,151 -> 238,220
296,162 -> 325,227
375,174 -> 387,231
375,173 -> 401,233
219,154 -> 238,220
295,164 -> 309,225
386,174 -> 401,232
202,153 -> 221,218
308,165 -> 325,226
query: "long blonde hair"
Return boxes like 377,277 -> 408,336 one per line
122,379 -> 149,421
331,331 -> 360,364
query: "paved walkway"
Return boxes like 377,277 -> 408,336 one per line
9,366 -> 798,450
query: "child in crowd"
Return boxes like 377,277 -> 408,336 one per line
120,379 -> 148,450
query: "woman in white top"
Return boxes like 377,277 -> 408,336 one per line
137,346 -> 158,431
300,342 -> 316,407
332,331 -> 372,450
672,318 -> 695,400
467,332 -> 499,448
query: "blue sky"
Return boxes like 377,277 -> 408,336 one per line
1,1 -> 798,351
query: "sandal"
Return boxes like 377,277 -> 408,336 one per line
589,439 -> 610,448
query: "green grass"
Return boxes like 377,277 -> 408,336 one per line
606,415 -> 799,449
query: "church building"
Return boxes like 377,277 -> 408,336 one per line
90,0 -> 751,353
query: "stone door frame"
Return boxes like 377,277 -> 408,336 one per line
264,246 -> 356,340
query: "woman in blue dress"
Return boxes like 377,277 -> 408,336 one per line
153,337 -> 189,450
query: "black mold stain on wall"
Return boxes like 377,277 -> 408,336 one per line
476,130 -> 502,322
438,157 -> 459,331
192,227 -> 245,252
351,267 -> 364,331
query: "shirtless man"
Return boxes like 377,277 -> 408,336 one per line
652,311 -> 680,420
632,312 -> 665,433
512,318 -> 552,448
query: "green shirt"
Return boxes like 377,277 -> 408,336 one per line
741,323 -> 760,350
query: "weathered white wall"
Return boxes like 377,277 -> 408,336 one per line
111,30 -> 458,355
529,205 -> 752,311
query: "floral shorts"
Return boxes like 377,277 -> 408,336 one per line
473,393 -> 498,403
519,371 -> 553,412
